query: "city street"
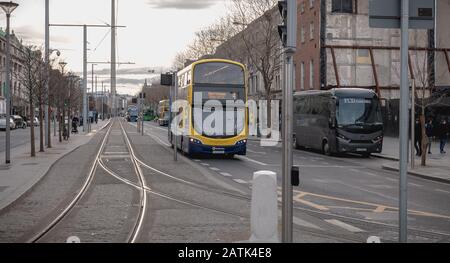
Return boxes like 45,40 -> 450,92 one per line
0,127 -> 42,153
0,0 -> 449,247
1,119 -> 448,243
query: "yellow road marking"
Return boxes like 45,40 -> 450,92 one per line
293,195 -> 329,211
281,188 -> 450,220
374,206 -> 387,213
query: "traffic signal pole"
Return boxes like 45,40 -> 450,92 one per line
279,0 -> 297,243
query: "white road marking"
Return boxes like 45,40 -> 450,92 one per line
209,167 -> 220,171
296,165 -> 360,168
193,159 -> 201,162
247,149 -> 267,155
325,219 -> 365,233
236,156 -> 268,166
436,189 -> 450,194
363,172 -> 379,177
409,183 -> 423,187
200,163 -> 210,166
384,177 -> 397,182
220,172 -> 232,177
293,216 -> 322,230
233,179 -> 249,184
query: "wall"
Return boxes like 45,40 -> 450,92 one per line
436,0 -> 450,87
294,0 -> 321,91
324,0 -> 428,99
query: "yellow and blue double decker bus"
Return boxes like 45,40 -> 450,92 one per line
170,59 -> 248,157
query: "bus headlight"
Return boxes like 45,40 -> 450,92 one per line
236,139 -> 247,145
189,138 -> 202,144
337,133 -> 350,142
372,136 -> 383,144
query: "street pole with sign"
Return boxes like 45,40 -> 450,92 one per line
369,0 -> 435,243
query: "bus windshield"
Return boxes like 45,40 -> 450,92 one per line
194,62 -> 244,85
337,98 -> 382,126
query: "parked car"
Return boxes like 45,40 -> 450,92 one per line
12,115 -> 27,129
0,116 -> 16,130
25,117 -> 39,127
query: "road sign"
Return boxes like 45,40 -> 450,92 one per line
369,0 -> 435,29
160,74 -> 173,86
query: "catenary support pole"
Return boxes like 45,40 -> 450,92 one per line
399,0 -> 410,243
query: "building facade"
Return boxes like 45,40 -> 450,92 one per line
295,0 -> 450,99
214,7 -> 283,101
0,29 -> 25,116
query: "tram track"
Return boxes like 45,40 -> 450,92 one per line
127,121 -> 450,242
28,119 -> 148,243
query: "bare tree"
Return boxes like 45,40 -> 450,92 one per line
411,50 -> 447,166
17,46 -> 42,157
35,49 -> 48,152
229,0 -> 280,134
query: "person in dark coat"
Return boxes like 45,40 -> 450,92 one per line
414,119 -> 422,156
437,119 -> 449,154
425,118 -> 434,154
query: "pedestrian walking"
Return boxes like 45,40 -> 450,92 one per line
414,118 -> 422,156
425,118 -> 434,154
437,119 -> 449,154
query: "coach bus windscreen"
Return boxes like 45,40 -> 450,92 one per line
194,62 -> 245,85
337,98 -> 382,126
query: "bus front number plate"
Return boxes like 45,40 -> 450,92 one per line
213,148 -> 225,154
357,148 -> 367,152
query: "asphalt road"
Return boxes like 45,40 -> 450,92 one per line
1,119 -> 448,243
0,125 -> 43,153
141,121 -> 450,243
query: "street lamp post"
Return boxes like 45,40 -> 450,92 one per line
0,1 -> 19,164
59,61 -> 67,142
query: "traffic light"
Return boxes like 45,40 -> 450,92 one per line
278,0 -> 297,50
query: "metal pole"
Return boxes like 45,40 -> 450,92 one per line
399,0 -> 410,243
5,13 -> 11,164
45,0 -> 50,148
141,97 -> 144,136
282,51 -> 294,243
173,73 -> 178,161
83,25 -> 88,133
411,79 -> 415,169
281,0 -> 297,243
102,82 -> 104,121
111,0 -> 116,118
68,78 -> 71,139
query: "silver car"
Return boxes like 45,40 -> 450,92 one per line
0,117 -> 16,130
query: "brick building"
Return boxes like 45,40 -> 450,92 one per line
296,0 -> 450,99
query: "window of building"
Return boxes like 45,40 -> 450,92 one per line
332,0 -> 353,13
301,26 -> 305,43
275,74 -> 281,90
301,2 -> 305,13
309,0 -> 314,8
356,49 -> 371,64
300,62 -> 305,90
310,22 -> 315,40
309,60 -> 314,89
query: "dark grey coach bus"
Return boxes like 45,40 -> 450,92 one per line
293,88 -> 384,156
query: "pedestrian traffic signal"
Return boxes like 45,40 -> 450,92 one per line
278,0 -> 297,50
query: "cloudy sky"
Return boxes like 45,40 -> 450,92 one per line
1,0 -> 227,95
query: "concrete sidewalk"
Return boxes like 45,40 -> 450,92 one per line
374,137 -> 450,184
0,120 -> 110,210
